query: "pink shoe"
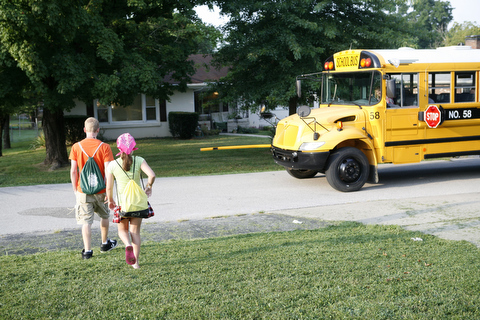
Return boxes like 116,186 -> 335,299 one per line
125,246 -> 136,265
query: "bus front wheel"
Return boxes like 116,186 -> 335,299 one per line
286,168 -> 318,179
325,147 -> 369,192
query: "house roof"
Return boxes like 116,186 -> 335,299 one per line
188,54 -> 229,83
164,54 -> 229,85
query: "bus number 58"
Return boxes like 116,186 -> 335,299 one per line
463,110 -> 472,118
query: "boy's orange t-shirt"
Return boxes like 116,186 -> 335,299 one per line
69,138 -> 114,193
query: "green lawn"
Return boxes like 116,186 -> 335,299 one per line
1,223 -> 479,319
0,132 -> 280,187
1,132 -> 480,319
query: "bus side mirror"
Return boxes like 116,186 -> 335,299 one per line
296,79 -> 302,98
297,105 -> 311,117
386,79 -> 396,98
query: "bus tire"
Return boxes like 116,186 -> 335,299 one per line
286,168 -> 318,179
325,147 -> 369,192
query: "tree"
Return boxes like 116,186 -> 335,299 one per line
444,21 -> 480,46
405,0 -> 453,48
0,0 -> 209,167
0,58 -> 31,156
212,0 -> 413,115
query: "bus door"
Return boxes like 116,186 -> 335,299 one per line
385,73 -> 423,163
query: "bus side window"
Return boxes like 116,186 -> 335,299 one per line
429,72 -> 451,104
455,71 -> 476,103
388,73 -> 418,107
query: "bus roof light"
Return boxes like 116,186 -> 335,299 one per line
324,60 -> 335,71
360,58 -> 372,68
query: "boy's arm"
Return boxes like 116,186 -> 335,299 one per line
70,160 -> 78,193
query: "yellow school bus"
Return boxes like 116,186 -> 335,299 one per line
271,46 -> 480,191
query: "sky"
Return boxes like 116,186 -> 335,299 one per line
196,1 -> 479,28
448,0 -> 479,26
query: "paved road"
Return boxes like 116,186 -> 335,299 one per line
1,157 -> 480,248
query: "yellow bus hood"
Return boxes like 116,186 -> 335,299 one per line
273,106 -> 366,150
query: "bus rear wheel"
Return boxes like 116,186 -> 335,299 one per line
286,168 -> 318,179
325,147 -> 369,192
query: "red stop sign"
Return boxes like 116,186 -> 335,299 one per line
425,105 -> 442,128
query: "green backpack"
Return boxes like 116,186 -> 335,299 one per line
78,142 -> 106,194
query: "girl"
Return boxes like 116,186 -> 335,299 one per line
106,133 -> 155,269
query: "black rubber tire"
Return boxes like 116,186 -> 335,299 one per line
286,168 -> 318,179
325,147 -> 369,192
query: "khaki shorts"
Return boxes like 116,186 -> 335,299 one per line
75,192 -> 110,225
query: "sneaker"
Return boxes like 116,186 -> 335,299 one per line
82,249 -> 93,259
100,239 -> 118,253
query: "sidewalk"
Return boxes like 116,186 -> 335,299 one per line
2,160 -> 480,255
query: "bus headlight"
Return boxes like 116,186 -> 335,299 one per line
299,141 -> 325,151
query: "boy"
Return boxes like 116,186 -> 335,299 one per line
69,117 -> 117,259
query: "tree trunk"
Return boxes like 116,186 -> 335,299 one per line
3,114 -> 11,149
42,107 -> 69,169
288,96 -> 298,115
0,112 -> 4,157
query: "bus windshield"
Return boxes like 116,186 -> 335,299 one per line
322,71 -> 382,106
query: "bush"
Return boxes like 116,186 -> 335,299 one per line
202,127 -> 220,136
64,115 -> 88,145
168,112 -> 199,139
237,126 -> 260,134
30,132 -> 45,149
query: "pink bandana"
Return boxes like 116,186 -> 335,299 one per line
116,133 -> 138,156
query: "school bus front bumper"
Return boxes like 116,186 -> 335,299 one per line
272,147 -> 330,171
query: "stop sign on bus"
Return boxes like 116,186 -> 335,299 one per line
425,105 -> 442,128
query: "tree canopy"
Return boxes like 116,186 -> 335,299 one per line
0,0 -> 211,164
403,0 -> 453,48
444,21 -> 480,46
0,0 -> 465,163
212,0 -> 417,114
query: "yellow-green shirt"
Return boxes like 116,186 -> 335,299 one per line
107,156 -> 145,196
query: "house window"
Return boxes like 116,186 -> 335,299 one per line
112,95 -> 143,121
95,94 -> 161,123
145,96 -> 156,120
97,104 -> 109,123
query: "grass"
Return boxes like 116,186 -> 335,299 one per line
1,223 -> 479,319
2,131 -> 480,318
0,131 -> 279,187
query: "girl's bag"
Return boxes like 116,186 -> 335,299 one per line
114,157 -> 153,219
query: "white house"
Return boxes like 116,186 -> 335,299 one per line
67,54 -> 228,140
66,54 -> 288,139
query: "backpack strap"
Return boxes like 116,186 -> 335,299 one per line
116,156 -> 146,188
79,141 -> 103,158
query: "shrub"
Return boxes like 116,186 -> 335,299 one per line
169,112 -> 199,139
202,127 -> 220,136
237,126 -> 260,134
64,115 -> 88,145
30,132 -> 45,149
